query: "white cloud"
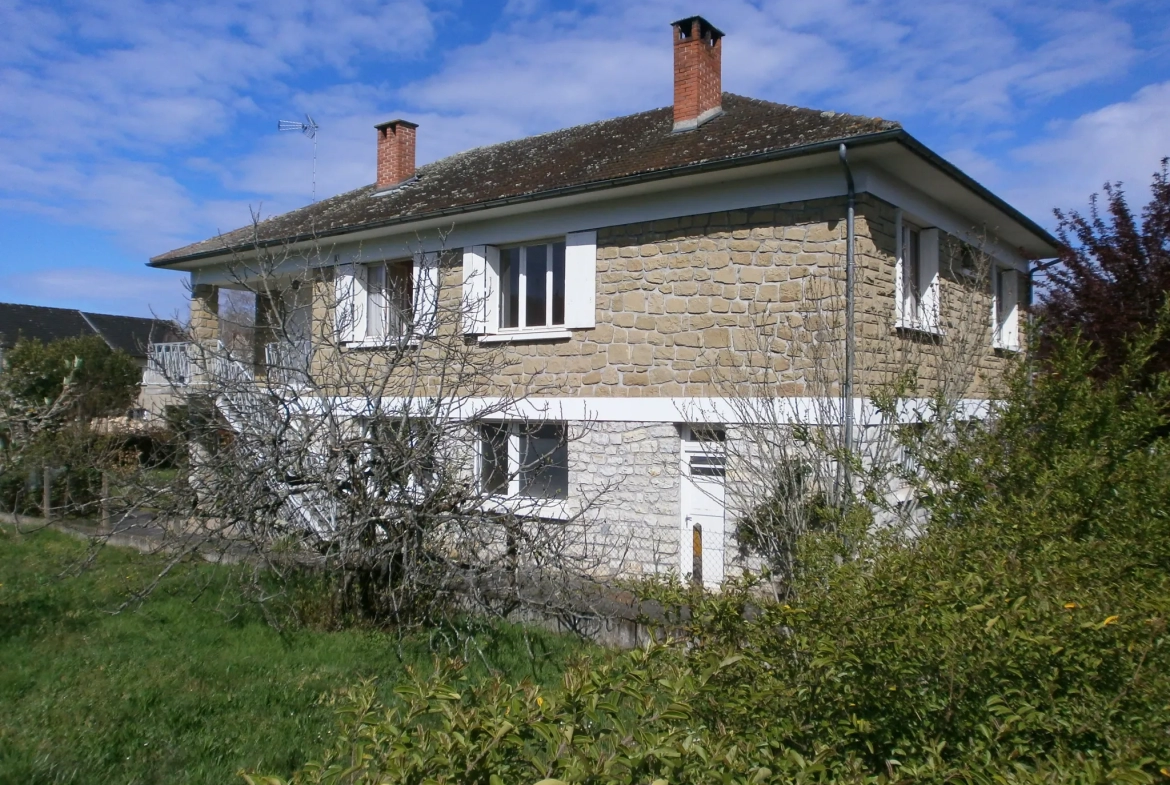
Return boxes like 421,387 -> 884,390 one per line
0,266 -> 190,319
0,0 -> 438,254
1002,81 -> 1170,223
0,0 -> 1162,305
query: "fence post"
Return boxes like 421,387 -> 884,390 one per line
42,465 -> 51,521
101,470 -> 111,530
692,522 -> 703,586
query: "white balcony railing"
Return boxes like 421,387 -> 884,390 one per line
144,342 -> 191,386
264,340 -> 312,385
146,340 -> 310,387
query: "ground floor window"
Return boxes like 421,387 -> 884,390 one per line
479,422 -> 568,499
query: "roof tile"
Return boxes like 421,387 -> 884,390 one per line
152,94 -> 897,265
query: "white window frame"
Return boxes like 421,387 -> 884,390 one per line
477,421 -> 570,505
894,210 -> 941,335
463,230 -> 596,341
992,265 -> 1020,351
499,240 -> 566,333
364,259 -> 413,343
335,252 -> 439,347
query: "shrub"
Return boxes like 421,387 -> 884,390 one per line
1,334 -> 139,419
251,328 -> 1170,784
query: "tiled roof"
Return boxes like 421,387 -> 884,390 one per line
151,94 -> 899,265
82,312 -> 183,357
0,302 -> 180,359
0,304 -> 92,349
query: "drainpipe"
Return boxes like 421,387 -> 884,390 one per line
838,143 -> 856,507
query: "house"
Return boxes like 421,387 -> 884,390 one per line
0,301 -> 183,417
147,16 -> 1058,584
0,301 -> 178,364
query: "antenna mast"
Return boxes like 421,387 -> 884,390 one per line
278,114 -> 320,202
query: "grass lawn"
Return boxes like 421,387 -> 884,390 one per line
0,526 -> 583,784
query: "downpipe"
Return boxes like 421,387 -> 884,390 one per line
838,143 -> 856,508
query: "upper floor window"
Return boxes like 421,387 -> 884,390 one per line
993,265 -> 1020,350
334,253 -> 440,346
462,231 -> 597,339
896,213 -> 941,334
366,260 -> 413,340
500,241 -> 566,329
901,225 -> 921,322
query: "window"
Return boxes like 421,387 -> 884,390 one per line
499,241 -> 566,329
993,265 -> 1020,350
366,261 -> 413,340
462,231 -> 597,337
479,422 -> 569,500
901,225 -> 921,322
363,416 -> 438,490
334,253 -> 439,345
682,425 -> 727,477
896,213 -> 941,333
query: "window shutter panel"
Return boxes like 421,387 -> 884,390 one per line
413,252 -> 440,336
563,230 -> 597,329
463,246 -> 488,334
334,264 -> 366,344
894,210 -> 905,327
1002,268 -> 1019,349
484,245 -> 501,333
920,228 -> 940,331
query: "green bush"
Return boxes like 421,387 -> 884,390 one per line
253,329 -> 1170,784
0,334 -> 144,515
1,334 -> 140,419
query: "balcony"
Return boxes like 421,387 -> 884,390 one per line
144,341 -> 190,386
145,340 -> 310,387
264,340 -> 312,386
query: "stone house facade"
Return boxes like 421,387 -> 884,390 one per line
152,16 -> 1056,584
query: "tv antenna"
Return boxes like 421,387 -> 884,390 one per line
278,114 -> 320,202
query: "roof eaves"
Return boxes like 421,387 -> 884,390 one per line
892,133 -> 1059,255
148,127 -> 907,268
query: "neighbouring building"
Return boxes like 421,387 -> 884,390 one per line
147,16 -> 1058,585
0,301 -> 182,417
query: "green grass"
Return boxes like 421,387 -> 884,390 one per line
0,527 -> 583,784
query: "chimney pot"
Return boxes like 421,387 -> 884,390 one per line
671,16 -> 724,133
375,119 -> 418,189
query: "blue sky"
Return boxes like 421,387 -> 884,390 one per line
1,0 -> 1168,319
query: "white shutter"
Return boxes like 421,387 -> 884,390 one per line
334,264 -> 367,344
484,245 -> 501,333
463,246 -> 488,335
894,210 -> 905,327
413,252 -> 440,336
920,228 -> 940,332
563,230 -> 597,329
1000,268 -> 1019,349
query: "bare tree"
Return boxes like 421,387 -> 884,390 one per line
217,287 -> 256,359
100,222 -> 626,635
687,223 -> 1004,596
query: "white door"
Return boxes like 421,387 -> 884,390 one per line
680,427 -> 726,588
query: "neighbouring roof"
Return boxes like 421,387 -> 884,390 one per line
151,94 -> 900,266
0,302 -> 181,359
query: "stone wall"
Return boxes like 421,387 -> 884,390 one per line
568,420 -> 681,577
204,193 -> 1022,403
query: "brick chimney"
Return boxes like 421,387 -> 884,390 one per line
671,16 -> 724,133
375,119 -> 418,189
